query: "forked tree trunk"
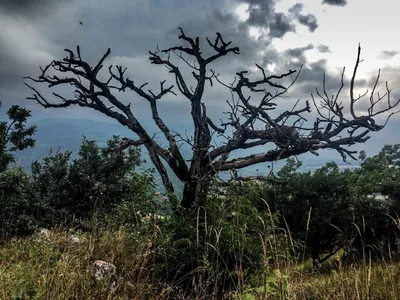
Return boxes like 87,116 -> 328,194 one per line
181,176 -> 211,210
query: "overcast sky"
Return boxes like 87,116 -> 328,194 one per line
1,0 -> 399,156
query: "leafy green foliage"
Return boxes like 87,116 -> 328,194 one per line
229,157 -> 396,265
0,133 -> 156,240
348,145 -> 400,258
30,136 -> 155,228
356,145 -> 400,205
0,168 -> 38,240
272,160 -> 357,262
151,183 -> 285,295
0,102 -> 36,172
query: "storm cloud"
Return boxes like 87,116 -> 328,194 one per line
0,0 -> 68,19
288,3 -> 318,33
322,0 -> 348,7
298,14 -> 318,32
317,44 -> 331,53
0,0 -> 399,153
0,0 -> 316,107
241,0 -> 318,38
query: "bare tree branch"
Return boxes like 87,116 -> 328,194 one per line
24,30 -> 400,211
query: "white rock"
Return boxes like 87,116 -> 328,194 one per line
92,260 -> 116,281
69,234 -> 80,244
38,228 -> 51,240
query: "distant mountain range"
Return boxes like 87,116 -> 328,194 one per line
14,118 -> 361,193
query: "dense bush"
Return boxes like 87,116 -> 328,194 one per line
0,102 -> 36,172
144,182 -> 289,297
350,145 -> 400,258
227,155 -> 400,266
0,133 -> 156,240
356,145 -> 400,208
0,167 -> 38,239
272,160 -> 360,264
30,136 -> 156,229
0,103 -> 37,239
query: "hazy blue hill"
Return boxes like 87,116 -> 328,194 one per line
15,118 -> 185,193
15,118 -> 133,170
14,118 -> 358,193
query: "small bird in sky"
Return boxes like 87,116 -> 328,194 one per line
79,21 -> 83,25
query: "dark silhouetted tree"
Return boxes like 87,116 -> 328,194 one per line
25,29 -> 400,212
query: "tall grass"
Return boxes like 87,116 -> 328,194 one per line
1,205 -> 400,299
0,225 -> 163,299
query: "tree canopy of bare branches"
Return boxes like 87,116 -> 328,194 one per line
25,28 -> 400,212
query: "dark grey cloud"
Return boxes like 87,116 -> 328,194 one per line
0,1 -> 222,98
0,0 -> 321,105
378,50 -> 399,59
0,0 -> 65,19
269,12 -> 295,38
242,0 -> 301,38
286,44 -> 314,58
354,78 -> 368,86
288,3 -> 318,33
234,43 -> 318,97
317,44 -> 331,53
298,59 -> 342,94
245,0 -> 275,27
252,43 -> 343,114
298,14 -> 318,32
288,3 -> 303,15
259,44 -> 345,103
0,0 -> 272,124
322,0 -> 347,7
273,57 -> 341,96
0,0 -> 71,94
0,22 -> 62,96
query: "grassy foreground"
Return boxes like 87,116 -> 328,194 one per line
1,226 -> 400,300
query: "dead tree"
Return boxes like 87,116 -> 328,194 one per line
24,28 -> 400,212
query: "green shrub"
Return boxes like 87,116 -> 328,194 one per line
0,103 -> 36,173
30,136 -> 155,230
0,168 -> 38,240
0,134 -> 156,240
150,182 -> 287,296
